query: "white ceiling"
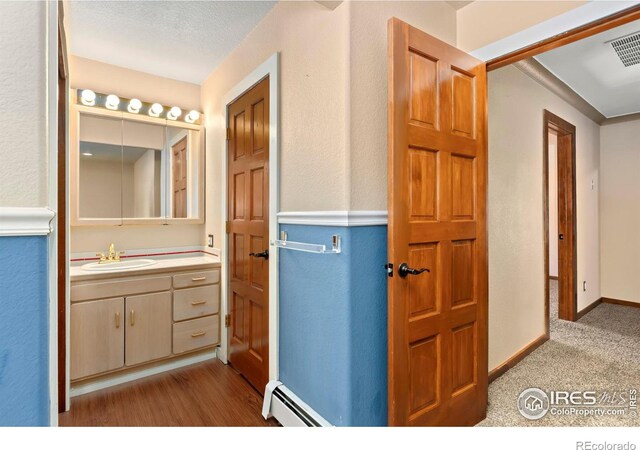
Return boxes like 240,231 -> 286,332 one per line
67,1 -> 277,85
535,19 -> 640,118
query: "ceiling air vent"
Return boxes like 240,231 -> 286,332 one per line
610,31 -> 640,67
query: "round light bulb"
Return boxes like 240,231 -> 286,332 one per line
167,106 -> 182,120
149,103 -> 163,117
128,98 -> 142,114
105,94 -> 120,110
80,89 -> 96,106
185,110 -> 200,123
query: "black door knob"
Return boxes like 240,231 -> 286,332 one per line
249,250 -> 269,260
559,234 -> 564,240
398,263 -> 430,278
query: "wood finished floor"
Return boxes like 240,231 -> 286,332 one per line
59,360 -> 279,427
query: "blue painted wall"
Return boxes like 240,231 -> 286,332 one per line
279,225 -> 387,426
0,236 -> 49,426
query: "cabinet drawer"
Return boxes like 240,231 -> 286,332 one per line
71,275 -> 172,302
173,285 -> 219,322
173,270 -> 219,289
173,315 -> 219,354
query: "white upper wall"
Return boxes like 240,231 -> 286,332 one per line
457,0 -> 586,52
70,56 -> 201,112
600,119 -> 640,304
0,2 -> 47,207
348,1 -> 457,211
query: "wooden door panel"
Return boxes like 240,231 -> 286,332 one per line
451,68 -> 476,138
408,244 -> 438,317
227,77 -> 270,393
252,100 -> 265,154
409,52 -> 439,128
409,335 -> 440,414
451,322 -> 476,394
388,18 -> 487,426
409,149 -> 438,220
451,239 -> 475,308
451,155 -> 475,220
250,167 -> 265,220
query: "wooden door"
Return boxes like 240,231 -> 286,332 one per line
227,77 -> 270,392
125,292 -> 172,366
556,128 -> 577,321
70,298 -> 124,380
172,136 -> 188,218
387,18 -> 488,426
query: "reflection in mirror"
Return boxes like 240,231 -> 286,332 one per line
167,126 -> 201,219
122,121 -> 165,219
79,114 -> 123,218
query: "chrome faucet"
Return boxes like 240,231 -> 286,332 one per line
97,243 -> 125,264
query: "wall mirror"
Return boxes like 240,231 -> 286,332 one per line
71,97 -> 204,226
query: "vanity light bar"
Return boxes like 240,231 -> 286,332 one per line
77,89 -> 202,125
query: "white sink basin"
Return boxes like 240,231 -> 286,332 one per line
81,259 -> 156,272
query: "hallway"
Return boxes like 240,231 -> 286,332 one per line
481,280 -> 640,426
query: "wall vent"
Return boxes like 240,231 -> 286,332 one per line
610,32 -> 640,67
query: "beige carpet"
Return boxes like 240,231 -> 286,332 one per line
479,280 -> 640,426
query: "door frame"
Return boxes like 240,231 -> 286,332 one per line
483,3 -> 640,70
219,53 -> 280,383
543,110 -> 577,327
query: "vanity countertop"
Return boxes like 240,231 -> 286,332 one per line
70,254 -> 221,282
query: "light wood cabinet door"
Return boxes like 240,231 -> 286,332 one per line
71,297 -> 124,380
125,292 -> 172,366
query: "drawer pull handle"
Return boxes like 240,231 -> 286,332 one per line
115,311 -> 120,328
191,276 -> 207,282
130,309 -> 135,326
191,331 -> 207,338
191,300 -> 207,306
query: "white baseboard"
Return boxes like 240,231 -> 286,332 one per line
70,351 -> 216,397
277,210 -> 388,227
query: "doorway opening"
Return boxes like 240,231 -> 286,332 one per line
544,110 -> 577,328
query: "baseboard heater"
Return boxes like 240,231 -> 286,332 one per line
262,381 -> 332,427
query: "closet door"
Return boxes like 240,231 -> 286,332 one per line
125,292 -> 172,366
70,297 -> 124,380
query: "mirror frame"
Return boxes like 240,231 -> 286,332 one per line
70,91 -> 205,226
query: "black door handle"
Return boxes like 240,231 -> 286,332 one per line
249,250 -> 269,260
559,234 -> 564,240
398,263 -> 430,278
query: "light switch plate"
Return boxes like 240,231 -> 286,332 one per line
208,234 -> 214,248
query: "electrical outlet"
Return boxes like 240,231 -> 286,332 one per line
208,234 -> 214,248
583,281 -> 587,292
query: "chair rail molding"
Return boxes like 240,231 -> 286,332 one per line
277,211 -> 388,227
0,207 -> 56,236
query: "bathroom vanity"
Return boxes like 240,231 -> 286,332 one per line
69,256 -> 220,384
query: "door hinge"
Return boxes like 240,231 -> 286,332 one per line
226,127 -> 231,141
385,263 -> 393,277
225,221 -> 231,234
225,314 -> 231,328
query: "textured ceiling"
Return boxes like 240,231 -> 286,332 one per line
536,19 -> 640,118
67,1 -> 276,84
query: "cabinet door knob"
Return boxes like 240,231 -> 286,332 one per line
130,309 -> 135,326
191,331 -> 206,338
115,311 -> 120,328
191,300 -> 207,306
